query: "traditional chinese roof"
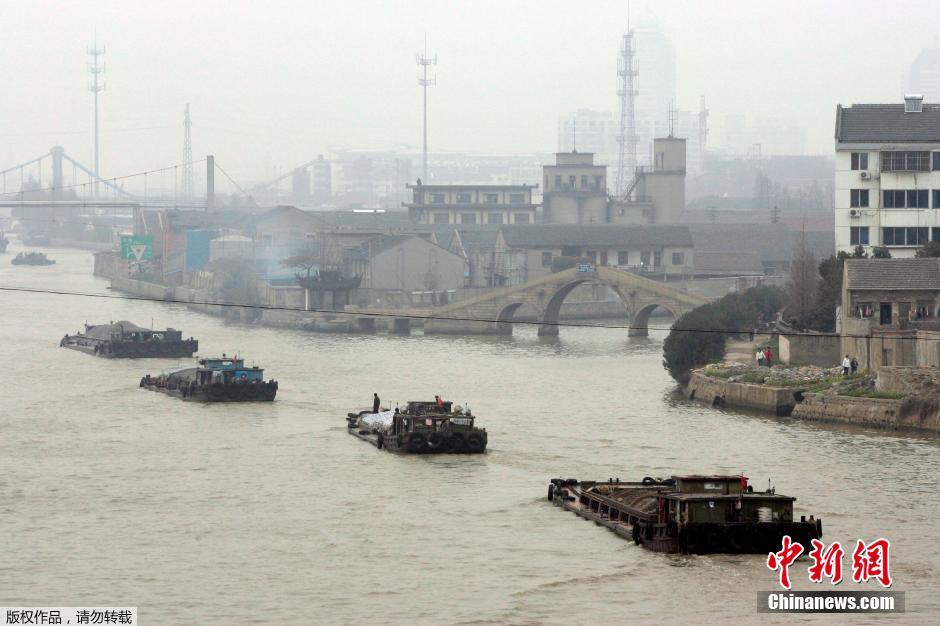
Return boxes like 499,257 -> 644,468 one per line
500,225 -> 692,249
845,258 -> 940,291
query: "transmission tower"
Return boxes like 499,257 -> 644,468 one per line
182,104 -> 194,197
698,95 -> 709,162
615,21 -> 638,198
87,34 -> 105,196
416,40 -> 437,183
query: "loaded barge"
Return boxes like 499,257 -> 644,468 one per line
140,355 -> 278,402
548,474 -> 821,554
61,321 -> 198,358
346,400 -> 487,453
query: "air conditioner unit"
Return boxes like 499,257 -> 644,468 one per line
860,171 -> 870,179
849,209 -> 860,217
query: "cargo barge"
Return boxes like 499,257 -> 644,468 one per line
548,474 -> 821,554
61,321 -> 198,358
346,400 -> 487,453
140,355 -> 278,402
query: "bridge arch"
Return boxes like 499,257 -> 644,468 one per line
628,303 -> 678,337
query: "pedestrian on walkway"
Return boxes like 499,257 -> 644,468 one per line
764,346 -> 774,367
842,355 -> 851,376
756,348 -> 765,368
851,357 -> 858,374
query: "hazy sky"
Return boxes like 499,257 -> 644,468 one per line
2,0 -> 938,189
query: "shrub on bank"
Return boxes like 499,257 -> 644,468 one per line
663,286 -> 786,383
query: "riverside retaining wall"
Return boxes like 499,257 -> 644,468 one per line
685,372 -> 802,416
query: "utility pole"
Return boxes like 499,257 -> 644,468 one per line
87,34 -> 105,196
182,104 -> 194,197
615,9 -> 638,198
416,38 -> 437,183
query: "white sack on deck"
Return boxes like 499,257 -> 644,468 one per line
359,409 -> 395,433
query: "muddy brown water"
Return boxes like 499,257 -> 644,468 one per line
1,243 -> 938,624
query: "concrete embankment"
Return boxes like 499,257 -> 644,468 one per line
685,371 -> 802,416
685,369 -> 940,433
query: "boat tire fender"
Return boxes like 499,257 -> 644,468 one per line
565,478 -> 578,486
377,434 -> 384,450
547,484 -> 555,502
426,432 -> 445,449
726,525 -> 748,552
407,432 -> 426,452
446,433 -> 465,453
632,524 -> 642,545
466,433 -> 485,453
642,476 -> 655,485
816,518 -> 823,538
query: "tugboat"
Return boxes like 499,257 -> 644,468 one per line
60,321 -> 198,358
547,474 -> 821,554
11,251 -> 55,265
346,400 -> 487,453
140,355 -> 278,402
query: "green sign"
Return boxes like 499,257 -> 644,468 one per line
121,235 -> 153,261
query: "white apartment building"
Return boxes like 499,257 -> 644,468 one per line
834,96 -> 940,257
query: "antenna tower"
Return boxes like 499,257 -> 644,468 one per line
87,34 -> 105,196
182,104 -> 194,197
698,95 -> 709,161
416,39 -> 437,183
615,14 -> 638,198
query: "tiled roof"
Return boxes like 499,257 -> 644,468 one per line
689,224 -> 834,264
694,251 -> 764,274
835,103 -> 940,142
845,258 -> 940,290
500,225 -> 692,248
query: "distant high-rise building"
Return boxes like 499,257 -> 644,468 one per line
907,42 -> 940,102
312,154 -> 332,205
557,110 -> 618,165
633,20 -> 676,130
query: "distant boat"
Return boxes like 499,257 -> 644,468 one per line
60,321 -> 199,358
11,252 -> 54,266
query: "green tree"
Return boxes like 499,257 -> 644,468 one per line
663,286 -> 786,383
915,241 -> 940,258
871,246 -> 892,258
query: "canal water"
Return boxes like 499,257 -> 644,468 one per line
2,243 -> 939,625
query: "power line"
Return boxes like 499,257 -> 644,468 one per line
1,284 -> 938,342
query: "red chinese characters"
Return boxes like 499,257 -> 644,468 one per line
807,539 -> 845,585
766,535 -> 804,589
851,538 -> 892,588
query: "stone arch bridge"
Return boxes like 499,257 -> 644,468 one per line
422,266 -> 708,336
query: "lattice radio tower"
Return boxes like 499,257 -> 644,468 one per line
416,39 -> 437,183
87,34 -> 105,195
615,15 -> 638,198
182,104 -> 194,197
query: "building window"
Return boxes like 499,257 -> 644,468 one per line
880,151 -> 930,172
882,226 -> 928,246
431,193 -> 445,204
933,152 -> 940,171
933,227 -> 940,243
542,251 -> 553,267
456,192 -> 472,203
933,190 -> 940,208
509,193 -> 525,204
617,251 -> 629,265
640,251 -> 650,266
594,175 -> 603,190
261,233 -> 273,247
460,213 -> 477,225
850,226 -> 869,246
883,189 -> 928,208
433,213 -> 450,224
850,189 -> 869,208
487,213 -> 503,225
485,193 -> 499,204
851,152 -> 869,170
514,213 -> 530,224
654,251 -> 662,268
580,175 -> 588,188
671,252 -> 685,265
554,175 -> 561,189
568,175 -> 576,188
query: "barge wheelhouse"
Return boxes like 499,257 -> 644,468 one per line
346,400 -> 487,454
548,474 -> 821,554
140,355 -> 278,402
60,321 -> 198,358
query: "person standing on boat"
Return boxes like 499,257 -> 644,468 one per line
373,393 -> 381,414
435,395 -> 443,409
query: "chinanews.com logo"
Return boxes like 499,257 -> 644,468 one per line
758,536 -> 905,613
